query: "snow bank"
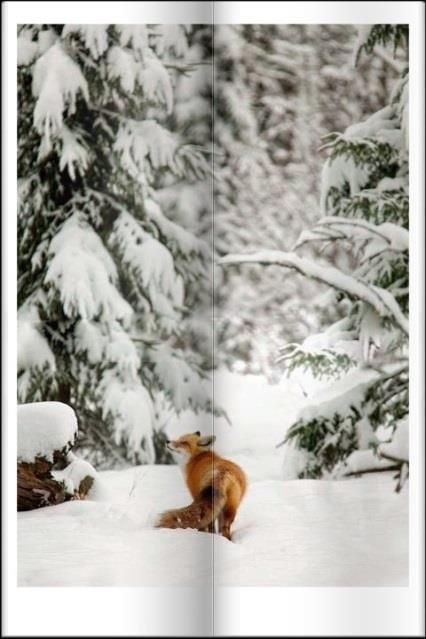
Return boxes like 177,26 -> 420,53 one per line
17,373 -> 408,587
18,466 -> 408,587
18,402 -> 78,463
216,472 -> 407,586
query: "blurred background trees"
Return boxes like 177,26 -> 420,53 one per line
214,24 -> 402,379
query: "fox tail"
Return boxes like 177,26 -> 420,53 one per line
156,485 -> 226,530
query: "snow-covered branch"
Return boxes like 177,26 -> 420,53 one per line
218,251 -> 408,335
374,45 -> 405,74
295,216 -> 409,251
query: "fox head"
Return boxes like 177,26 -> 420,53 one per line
166,431 -> 216,460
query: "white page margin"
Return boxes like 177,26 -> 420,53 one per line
3,2 -> 424,637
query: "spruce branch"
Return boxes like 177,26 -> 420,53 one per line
218,251 -> 408,335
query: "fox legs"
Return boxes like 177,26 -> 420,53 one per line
218,505 -> 236,541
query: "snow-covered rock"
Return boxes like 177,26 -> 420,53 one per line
18,402 -> 78,463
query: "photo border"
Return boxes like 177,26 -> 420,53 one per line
3,2 -> 424,636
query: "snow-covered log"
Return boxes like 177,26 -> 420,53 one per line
18,462 -> 66,511
18,402 -> 77,464
52,451 -> 97,500
17,402 -> 96,510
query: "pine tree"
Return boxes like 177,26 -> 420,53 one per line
17,25 -> 212,467
220,25 -> 409,488
214,25 -> 398,378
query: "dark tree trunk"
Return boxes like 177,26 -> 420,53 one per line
57,381 -> 71,405
17,463 -> 66,511
17,453 -> 95,511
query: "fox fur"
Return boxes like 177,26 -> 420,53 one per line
156,432 -> 246,541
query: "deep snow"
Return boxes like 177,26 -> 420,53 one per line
18,370 -> 408,587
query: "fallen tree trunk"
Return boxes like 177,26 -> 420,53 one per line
17,463 -> 66,511
17,452 -> 96,511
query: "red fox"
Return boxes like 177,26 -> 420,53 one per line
156,431 -> 247,541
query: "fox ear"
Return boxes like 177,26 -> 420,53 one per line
198,435 -> 216,448
193,430 -> 201,436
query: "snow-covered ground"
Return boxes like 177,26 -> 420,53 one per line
18,370 -> 408,587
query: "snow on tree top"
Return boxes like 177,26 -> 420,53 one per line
45,213 -> 133,322
116,25 -> 148,53
62,25 -> 109,60
18,31 -> 41,66
32,42 -> 89,154
294,368 -> 379,423
153,24 -> 188,59
18,305 -> 56,374
18,402 -> 78,463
